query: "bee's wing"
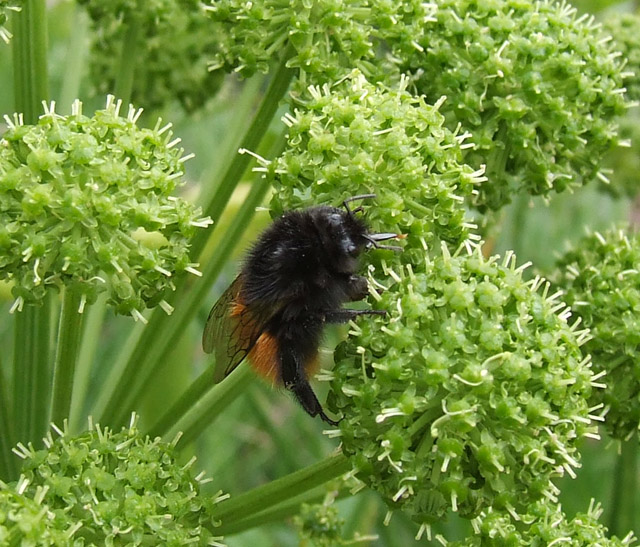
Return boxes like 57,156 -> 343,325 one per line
202,275 -> 273,383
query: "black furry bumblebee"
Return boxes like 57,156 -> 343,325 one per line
202,195 -> 401,425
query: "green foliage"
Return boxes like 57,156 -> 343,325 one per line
327,244 -> 599,530
77,0 -> 224,112
553,225 -> 640,441
395,0 -> 628,210
0,97 -> 210,317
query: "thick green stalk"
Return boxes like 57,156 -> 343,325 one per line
10,0 -> 51,453
211,451 -> 351,527
97,168 -> 271,427
215,489 -> 328,536
608,433 -> 638,539
12,0 -> 48,122
113,5 -> 142,105
68,296 -> 107,433
158,362 -> 253,445
50,289 -> 85,426
58,5 -> 89,111
0,370 -> 17,479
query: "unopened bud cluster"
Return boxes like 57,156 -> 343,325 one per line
269,71 -> 485,262
4,416 -> 226,545
0,96 -> 211,319
395,0 -> 628,210
326,245 -> 600,530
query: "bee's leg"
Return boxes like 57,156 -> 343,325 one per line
345,274 -> 368,301
280,341 -> 339,426
324,309 -> 386,324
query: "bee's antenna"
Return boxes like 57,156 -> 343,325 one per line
342,193 -> 377,217
364,233 -> 403,252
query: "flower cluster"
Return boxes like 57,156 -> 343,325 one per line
77,0 -> 224,112
293,502 -> 345,547
5,416 -> 226,546
0,96 -> 210,319
268,71 -> 485,263
604,12 -> 640,103
205,0 -> 435,85
0,0 -> 21,43
553,226 -> 640,440
325,244 -> 600,530
448,500 -> 635,546
394,0 -> 628,210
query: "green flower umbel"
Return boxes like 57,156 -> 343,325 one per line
449,500 -> 635,546
5,415 -> 226,545
269,71 -> 485,262
0,96 -> 211,320
553,226 -> 640,440
396,0 -> 628,210
326,244 -> 600,533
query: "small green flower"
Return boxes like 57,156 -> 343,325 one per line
8,415 -> 227,546
0,0 -> 21,43
206,0 -> 435,85
294,502 -> 345,547
326,244 -> 599,531
268,71 -> 485,260
395,0 -> 628,210
77,0 -> 224,112
553,225 -> 640,440
0,96 -> 211,320
448,500 -> 635,546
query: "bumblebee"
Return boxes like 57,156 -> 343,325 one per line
202,195 -> 400,425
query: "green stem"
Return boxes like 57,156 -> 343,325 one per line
58,5 -> 88,111
113,5 -> 142,104
11,0 -> 49,123
191,42 -> 296,259
12,301 -> 52,450
608,432 -> 638,539
68,295 -> 107,433
211,451 -> 351,527
97,168 -> 271,427
10,0 -> 51,455
157,362 -> 253,445
50,289 -> 85,426
0,370 -> 17,479
215,488 -> 328,536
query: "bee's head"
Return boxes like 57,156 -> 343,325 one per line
311,206 -> 368,273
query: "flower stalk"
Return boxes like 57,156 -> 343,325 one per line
608,433 -> 639,539
211,451 -> 351,531
50,288 -> 85,426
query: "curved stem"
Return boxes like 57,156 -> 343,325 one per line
50,289 -> 85,426
210,451 -> 351,530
